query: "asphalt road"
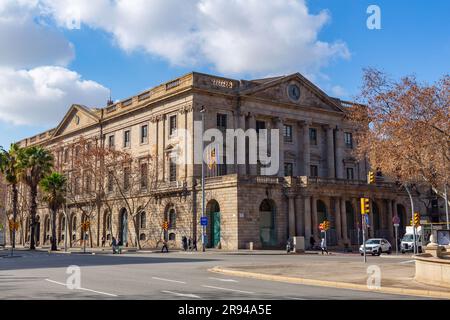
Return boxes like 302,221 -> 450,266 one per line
0,249 -> 424,300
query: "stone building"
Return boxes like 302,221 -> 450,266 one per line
10,72 -> 417,250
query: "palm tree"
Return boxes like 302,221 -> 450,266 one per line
19,146 -> 54,250
0,144 -> 22,254
40,173 -> 67,251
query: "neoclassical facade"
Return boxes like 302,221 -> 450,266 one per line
9,72 -> 416,250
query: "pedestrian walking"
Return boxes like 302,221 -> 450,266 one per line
111,237 -> 117,254
320,237 -> 329,255
192,239 -> 198,251
188,237 -> 192,251
101,236 -> 106,247
117,238 -> 123,254
161,239 -> 169,253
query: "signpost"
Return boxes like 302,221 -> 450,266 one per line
393,215 -> 400,255
200,217 -> 208,227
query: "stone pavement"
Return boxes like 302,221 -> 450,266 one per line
211,256 -> 450,299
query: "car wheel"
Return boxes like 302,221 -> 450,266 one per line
387,248 -> 392,255
378,249 -> 382,256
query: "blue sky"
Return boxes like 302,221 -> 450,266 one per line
0,0 -> 449,149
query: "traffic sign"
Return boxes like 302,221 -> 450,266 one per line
392,215 -> 400,225
363,214 -> 370,227
200,217 -> 208,226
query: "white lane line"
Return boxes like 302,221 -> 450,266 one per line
208,277 -> 239,283
45,279 -> 118,297
201,285 -> 254,294
161,290 -> 201,299
152,277 -> 187,284
285,297 -> 307,300
399,260 -> 415,264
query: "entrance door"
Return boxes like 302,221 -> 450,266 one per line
260,199 -> 276,247
119,210 -> 128,244
211,212 -> 221,247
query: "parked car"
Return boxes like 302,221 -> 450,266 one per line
401,226 -> 424,254
359,238 -> 392,256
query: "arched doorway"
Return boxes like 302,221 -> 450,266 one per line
397,204 -> 407,236
44,215 -> 50,245
206,200 -> 221,248
259,199 -> 276,248
346,201 -> 357,245
317,200 -> 328,224
35,215 -> 41,246
119,208 -> 128,244
103,210 -> 112,242
372,202 -> 382,237
70,214 -> 77,245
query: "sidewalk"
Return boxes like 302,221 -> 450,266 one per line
210,259 -> 450,299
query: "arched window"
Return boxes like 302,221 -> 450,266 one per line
61,216 -> 66,232
169,233 -> 176,241
139,233 -> 146,241
168,209 -> 176,229
72,216 -> 77,233
140,212 -> 146,229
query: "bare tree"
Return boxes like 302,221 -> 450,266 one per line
349,68 -> 450,206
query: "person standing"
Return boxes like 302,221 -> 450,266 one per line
320,237 -> 329,255
310,235 -> 315,250
182,236 -> 188,251
111,237 -> 117,254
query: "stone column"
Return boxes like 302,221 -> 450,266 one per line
335,127 -> 345,179
302,121 -> 311,176
237,111 -> 246,176
248,114 -> 257,176
340,198 -> 348,242
275,117 -> 285,177
311,196 -> 319,240
288,195 -> 296,237
334,197 -> 342,244
296,197 -> 305,236
304,196 -> 312,241
387,199 -> 394,242
325,125 -> 335,178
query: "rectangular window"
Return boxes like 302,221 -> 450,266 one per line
123,167 -> 130,191
140,125 -> 148,144
256,121 -> 266,134
124,130 -> 130,148
169,115 -> 177,136
169,154 -> 177,182
217,113 -> 227,129
140,163 -> 148,189
108,135 -> 115,148
283,125 -> 293,143
344,132 -> 353,148
64,149 -> 69,163
310,165 -> 318,177
346,167 -> 354,180
309,128 -> 317,145
85,174 -> 91,193
284,163 -> 293,177
107,171 -> 114,193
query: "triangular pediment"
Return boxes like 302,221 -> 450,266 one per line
52,104 -> 100,138
240,73 -> 344,113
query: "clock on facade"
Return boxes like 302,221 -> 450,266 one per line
287,84 -> 301,102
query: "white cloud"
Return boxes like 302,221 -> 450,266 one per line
330,85 -> 348,98
40,0 -> 350,76
0,66 -> 109,126
0,0 -> 75,69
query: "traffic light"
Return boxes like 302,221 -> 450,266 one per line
360,198 -> 370,215
324,220 -> 330,231
368,171 -> 375,184
162,221 -> 169,231
319,223 -> 324,231
413,213 -> 420,227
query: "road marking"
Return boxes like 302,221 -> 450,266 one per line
161,290 -> 201,299
285,297 -> 307,300
201,285 -> 254,294
208,277 -> 239,283
399,260 -> 415,264
152,277 -> 187,284
45,279 -> 118,297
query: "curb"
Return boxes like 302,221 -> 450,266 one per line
209,267 -> 450,300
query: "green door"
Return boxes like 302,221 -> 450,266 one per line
260,210 -> 276,247
211,212 -> 221,247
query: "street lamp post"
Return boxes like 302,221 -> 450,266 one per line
200,106 -> 206,253
445,184 -> 449,230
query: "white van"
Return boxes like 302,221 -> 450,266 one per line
401,226 -> 424,253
